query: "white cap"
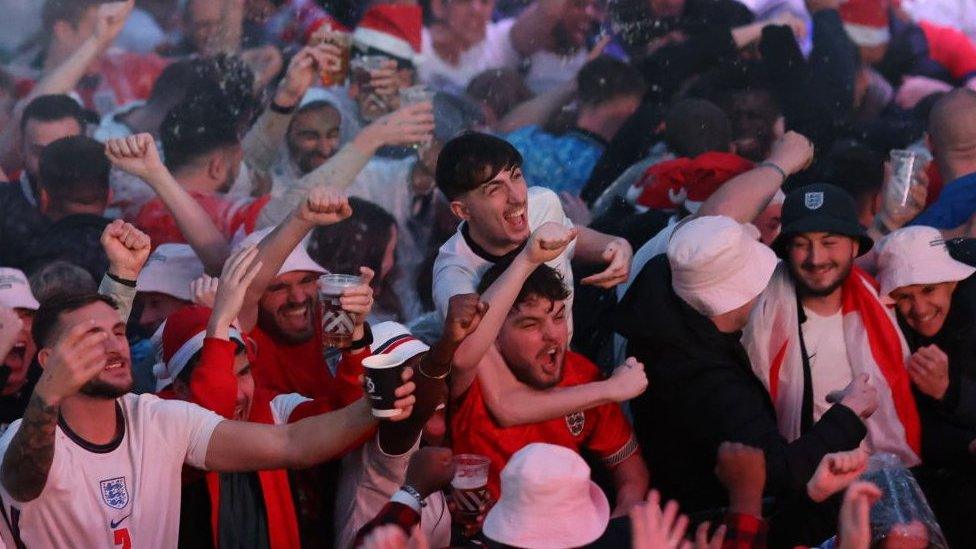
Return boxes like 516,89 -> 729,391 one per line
668,216 -> 778,317
876,226 -> 976,302
370,321 -> 429,361
235,227 -> 327,277
482,443 -> 610,549
136,244 -> 204,302
0,268 -> 39,310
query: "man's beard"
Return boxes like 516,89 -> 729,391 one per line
80,378 -> 131,399
259,302 -> 316,345
792,260 -> 853,298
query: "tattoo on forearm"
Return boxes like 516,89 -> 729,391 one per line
1,394 -> 59,502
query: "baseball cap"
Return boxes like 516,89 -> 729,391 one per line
137,244 -> 204,302
772,183 -> 873,257
0,268 -> 39,310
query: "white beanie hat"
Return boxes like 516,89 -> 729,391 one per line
876,226 -> 976,303
668,216 -> 778,316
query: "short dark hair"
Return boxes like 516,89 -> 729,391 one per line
577,56 -> 646,107
161,98 -> 240,173
39,135 -> 110,206
664,98 -> 732,158
32,292 -> 117,349
42,0 -> 100,32
823,140 -> 885,202
477,263 -> 570,309
436,132 -> 523,200
20,94 -> 87,135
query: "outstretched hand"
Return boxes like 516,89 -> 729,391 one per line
210,246 -> 264,334
581,237 -> 632,288
808,448 -> 869,503
94,0 -> 135,49
101,220 -> 151,280
630,490 -> 691,549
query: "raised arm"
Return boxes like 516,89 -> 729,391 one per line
241,44 -> 342,177
98,220 -> 151,324
105,134 -> 229,274
478,347 -> 647,427
509,0 -> 565,57
696,131 -> 814,223
256,103 -> 435,227
1,322 -> 110,502
496,81 -> 576,135
449,222 -> 578,396
573,226 -> 633,289
237,187 -> 352,332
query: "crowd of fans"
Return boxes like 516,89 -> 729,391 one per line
1,0 -> 976,547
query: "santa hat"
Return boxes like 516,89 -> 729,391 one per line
304,15 -> 351,46
153,306 -> 250,392
635,152 -> 754,213
353,4 -> 422,64
839,0 -> 891,47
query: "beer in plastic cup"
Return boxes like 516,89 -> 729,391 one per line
451,454 -> 491,536
318,274 -> 360,348
398,85 -> 436,149
361,353 -> 406,418
309,28 -> 352,86
885,149 -> 928,209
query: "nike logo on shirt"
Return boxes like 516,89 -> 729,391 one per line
110,514 -> 131,529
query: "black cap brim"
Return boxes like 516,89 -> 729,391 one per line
772,217 -> 873,258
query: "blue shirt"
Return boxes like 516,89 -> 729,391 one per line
913,172 -> 976,229
505,125 -> 607,195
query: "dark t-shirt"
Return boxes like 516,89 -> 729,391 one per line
218,472 -> 270,549
0,180 -> 47,269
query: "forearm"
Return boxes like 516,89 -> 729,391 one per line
285,399 -> 376,468
217,0 -> 244,54
257,144 -> 371,228
98,274 -> 137,324
241,108 -> 293,177
144,170 -> 229,273
378,351 -> 449,455
573,226 -> 618,263
695,164 -> 784,223
497,81 -> 575,134
452,256 -> 536,372
29,38 -> 101,102
731,22 -> 766,49
1,393 -> 59,502
610,454 -> 649,515
480,350 -> 615,426
509,0 -> 563,57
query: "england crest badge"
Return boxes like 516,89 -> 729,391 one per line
804,192 -> 824,210
100,477 -> 129,510
565,411 -> 585,437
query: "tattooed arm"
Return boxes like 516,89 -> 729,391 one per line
0,394 -> 59,502
0,321 -> 110,502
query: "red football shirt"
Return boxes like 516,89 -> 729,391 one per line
249,313 -> 365,409
135,191 -> 270,249
450,351 -> 639,499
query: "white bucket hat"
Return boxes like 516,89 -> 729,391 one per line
136,244 -> 204,302
482,443 -> 610,549
876,226 -> 976,303
370,321 -> 429,361
668,215 -> 778,317
235,227 -> 327,277
0,268 -> 39,310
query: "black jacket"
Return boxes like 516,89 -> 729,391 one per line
20,213 -> 111,282
901,267 -> 976,469
615,255 -> 867,513
0,180 -> 47,269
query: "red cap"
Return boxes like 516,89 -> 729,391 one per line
839,0 -> 891,46
353,4 -> 422,62
636,152 -> 754,212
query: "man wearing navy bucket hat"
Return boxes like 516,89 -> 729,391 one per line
744,183 -> 921,474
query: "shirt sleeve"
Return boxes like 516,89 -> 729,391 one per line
153,399 -> 224,470
432,259 -> 478,319
587,402 -> 640,469
98,274 -> 137,325
493,18 -> 523,67
527,186 -> 577,256
270,392 -> 314,424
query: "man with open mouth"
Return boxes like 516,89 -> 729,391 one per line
0,267 -> 40,428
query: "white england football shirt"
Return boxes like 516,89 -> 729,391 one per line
432,186 -> 577,324
0,393 -> 223,548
